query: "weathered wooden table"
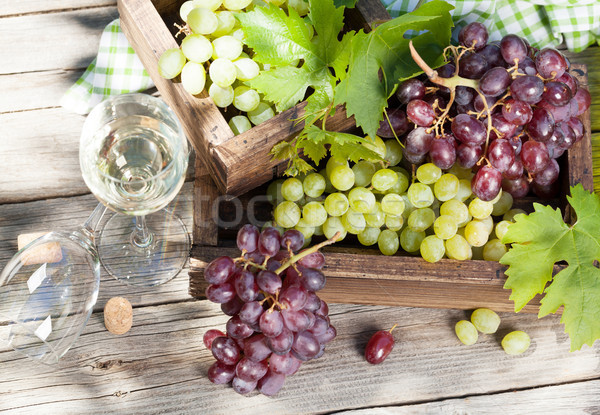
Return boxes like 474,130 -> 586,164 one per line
1,2 -> 600,413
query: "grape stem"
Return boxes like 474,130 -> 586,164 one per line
173,23 -> 191,38
389,324 -> 398,333
233,251 -> 268,271
408,41 -> 494,165
274,231 -> 341,275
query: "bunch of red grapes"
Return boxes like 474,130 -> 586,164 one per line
203,225 -> 336,396
378,22 -> 591,201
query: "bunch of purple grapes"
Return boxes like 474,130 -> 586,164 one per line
378,22 -> 591,202
203,224 -> 336,396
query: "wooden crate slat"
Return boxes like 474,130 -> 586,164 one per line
212,103 -> 356,195
189,245 -> 547,313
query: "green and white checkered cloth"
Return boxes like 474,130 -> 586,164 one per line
383,0 -> 600,52
62,3 -> 599,114
61,19 -> 154,115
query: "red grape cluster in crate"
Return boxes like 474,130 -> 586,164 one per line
379,22 -> 591,202
203,225 -> 337,396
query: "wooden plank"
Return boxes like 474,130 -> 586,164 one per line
0,108 -> 90,203
336,379 -> 600,414
188,245 -> 543,313
0,184 -> 194,323
0,301 -> 598,413
193,159 -> 219,246
568,65 -> 594,191
0,69 -> 84,114
0,7 -> 118,75
0,1 -> 116,17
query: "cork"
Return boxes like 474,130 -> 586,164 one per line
104,297 -> 133,335
18,232 -> 63,266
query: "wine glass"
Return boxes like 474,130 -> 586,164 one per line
79,93 -> 190,287
0,203 -> 106,365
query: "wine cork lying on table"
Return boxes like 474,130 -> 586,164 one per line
18,232 -> 63,265
104,297 -> 133,335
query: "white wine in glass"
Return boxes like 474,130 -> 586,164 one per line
80,93 -> 190,287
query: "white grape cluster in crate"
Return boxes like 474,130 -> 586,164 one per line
158,0 -> 309,134
268,136 -> 523,262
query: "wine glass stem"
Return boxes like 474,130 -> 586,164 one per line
131,216 -> 153,248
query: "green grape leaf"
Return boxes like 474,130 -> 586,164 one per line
329,140 -> 380,163
298,125 -> 382,165
247,66 -> 311,112
334,0 -> 453,138
334,0 -> 357,8
328,31 -> 354,81
310,0 -> 345,67
500,184 -> 600,351
270,141 -> 297,161
239,0 -> 347,114
236,5 -> 323,69
299,137 -> 328,164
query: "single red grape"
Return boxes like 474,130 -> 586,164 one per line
459,22 -> 488,50
500,34 -> 528,65
365,326 -> 396,365
396,79 -> 426,104
459,52 -> 489,79
471,165 -> 502,201
535,48 -> 568,79
542,81 -> 572,107
203,329 -> 226,349
502,176 -> 530,198
407,99 -> 435,127
377,107 -> 409,138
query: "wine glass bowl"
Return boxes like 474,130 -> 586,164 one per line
0,231 -> 100,365
79,93 -> 191,287
80,93 -> 188,216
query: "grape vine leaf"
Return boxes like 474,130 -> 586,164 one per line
334,0 -> 357,8
247,66 -> 312,112
500,184 -> 600,351
236,5 -> 321,69
298,126 -> 382,164
334,0 -> 453,138
239,0 -> 352,113
241,0 -> 376,175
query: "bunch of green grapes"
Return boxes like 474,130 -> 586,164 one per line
267,136 -> 524,262
157,0 -> 310,134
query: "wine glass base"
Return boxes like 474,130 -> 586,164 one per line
97,209 -> 190,287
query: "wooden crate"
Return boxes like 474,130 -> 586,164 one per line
119,0 -> 593,311
188,61 -> 593,313
118,0 -> 359,196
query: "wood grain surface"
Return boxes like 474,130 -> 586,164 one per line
1,0 -> 600,413
1,299 -> 599,414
